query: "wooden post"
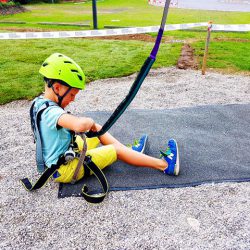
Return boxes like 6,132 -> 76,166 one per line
202,21 -> 212,75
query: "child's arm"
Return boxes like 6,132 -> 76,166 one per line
58,113 -> 96,133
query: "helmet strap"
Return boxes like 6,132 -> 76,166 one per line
50,82 -> 72,107
57,87 -> 72,107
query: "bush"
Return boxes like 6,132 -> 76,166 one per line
0,1 -> 18,8
13,0 -> 61,3
42,0 -> 61,3
14,0 -> 29,4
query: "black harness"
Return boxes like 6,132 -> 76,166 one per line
21,98 -> 108,204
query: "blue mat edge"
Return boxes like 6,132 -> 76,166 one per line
58,178 -> 250,198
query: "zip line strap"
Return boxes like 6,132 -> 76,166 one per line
85,0 -> 171,138
151,0 -> 171,59
86,56 -> 155,138
160,0 -> 171,30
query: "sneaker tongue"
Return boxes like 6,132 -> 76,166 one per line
166,147 -> 171,155
160,147 -> 171,158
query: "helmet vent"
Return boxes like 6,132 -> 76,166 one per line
64,61 -> 72,64
42,62 -> 49,67
58,54 -> 63,57
71,69 -> 78,73
77,74 -> 83,81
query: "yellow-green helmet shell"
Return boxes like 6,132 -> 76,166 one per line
39,53 -> 85,90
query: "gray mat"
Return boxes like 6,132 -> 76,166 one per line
59,104 -> 250,198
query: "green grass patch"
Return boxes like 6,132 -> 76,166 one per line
0,38 -> 181,104
164,30 -> 250,41
0,0 -> 250,30
194,40 -> 250,71
0,0 -> 249,104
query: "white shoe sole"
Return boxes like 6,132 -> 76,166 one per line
140,135 -> 148,154
172,139 -> 180,176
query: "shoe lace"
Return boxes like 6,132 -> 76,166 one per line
126,139 -> 139,149
160,146 -> 171,158
133,139 -> 139,147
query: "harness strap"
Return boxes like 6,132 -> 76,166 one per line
20,156 -> 65,191
35,102 -> 50,173
71,133 -> 88,184
30,99 -> 59,173
29,101 -> 36,142
81,156 -> 109,204
21,155 -> 108,203
70,134 -> 109,203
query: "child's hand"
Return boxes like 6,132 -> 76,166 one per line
85,117 -> 95,131
90,123 -> 102,132
90,122 -> 98,132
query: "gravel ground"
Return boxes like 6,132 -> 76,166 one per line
0,67 -> 249,250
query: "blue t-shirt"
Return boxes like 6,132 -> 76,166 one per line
33,96 -> 72,167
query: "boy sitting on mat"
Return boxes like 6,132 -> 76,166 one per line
31,53 -> 180,183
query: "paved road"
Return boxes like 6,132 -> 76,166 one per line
177,0 -> 250,12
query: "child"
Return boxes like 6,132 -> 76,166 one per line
32,53 -> 180,184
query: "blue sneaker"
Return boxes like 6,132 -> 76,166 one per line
129,134 -> 148,153
160,139 -> 180,176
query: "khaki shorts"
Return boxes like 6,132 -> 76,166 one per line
54,135 -> 117,183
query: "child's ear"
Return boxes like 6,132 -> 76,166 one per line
53,82 -> 61,92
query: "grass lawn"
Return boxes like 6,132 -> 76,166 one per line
194,40 -> 250,71
0,39 -> 181,104
0,0 -> 249,104
0,0 -> 250,30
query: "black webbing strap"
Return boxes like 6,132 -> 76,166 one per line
20,156 -> 65,191
85,1 -> 171,139
30,99 -> 58,173
71,133 -> 88,184
21,155 -> 108,203
35,102 -> 50,173
81,156 -> 109,204
85,57 -> 155,138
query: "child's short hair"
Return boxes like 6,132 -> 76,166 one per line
43,77 -> 70,88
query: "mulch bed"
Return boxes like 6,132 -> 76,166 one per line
177,43 -> 198,70
0,5 -> 27,15
87,33 -> 157,42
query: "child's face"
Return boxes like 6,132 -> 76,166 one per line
59,85 -> 79,108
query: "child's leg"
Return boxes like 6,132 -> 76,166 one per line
114,142 -> 167,171
94,124 -> 167,171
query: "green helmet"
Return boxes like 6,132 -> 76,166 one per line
39,53 -> 85,90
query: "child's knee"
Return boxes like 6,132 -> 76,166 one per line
111,142 -> 127,158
